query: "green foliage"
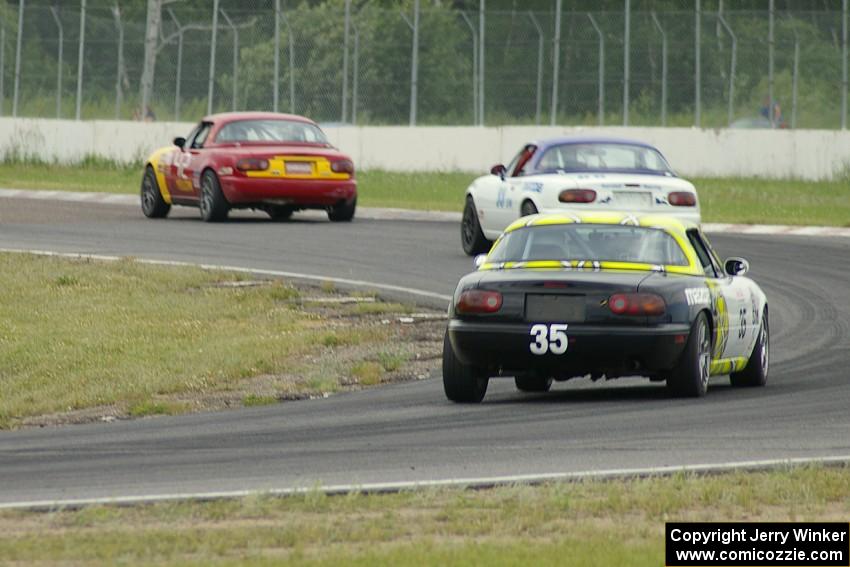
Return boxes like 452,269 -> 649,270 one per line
0,2 -> 842,127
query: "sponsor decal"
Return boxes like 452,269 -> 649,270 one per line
685,288 -> 710,306
524,182 -> 543,193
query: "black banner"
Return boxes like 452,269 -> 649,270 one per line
666,522 -> 849,566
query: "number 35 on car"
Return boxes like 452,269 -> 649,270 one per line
443,212 -> 769,403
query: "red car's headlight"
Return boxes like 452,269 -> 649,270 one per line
331,159 -> 354,174
236,158 -> 269,172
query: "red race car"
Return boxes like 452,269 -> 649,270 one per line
141,112 -> 357,222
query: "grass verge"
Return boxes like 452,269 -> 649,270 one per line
0,465 -> 847,566
0,253 -> 442,429
0,159 -> 848,227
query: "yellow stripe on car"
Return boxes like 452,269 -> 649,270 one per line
146,146 -> 174,204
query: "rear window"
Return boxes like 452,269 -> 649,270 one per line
535,142 -> 673,175
215,119 -> 328,144
487,224 -> 689,266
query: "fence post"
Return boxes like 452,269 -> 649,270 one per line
167,9 -> 182,121
528,12 -> 544,126
792,31 -> 798,129
352,21 -> 359,125
273,0 -> 280,113
218,9 -> 237,112
623,0 -> 630,126
717,14 -> 736,126
768,0 -> 774,127
112,5 -> 124,120
207,0 -> 219,115
75,0 -> 85,120
478,0 -> 484,125
460,12 -> 478,125
413,0 -> 419,126
843,0 -> 848,129
651,12 -> 667,126
281,10 -> 295,113
0,26 -> 5,116
12,0 -> 23,118
49,6 -> 63,119
342,0 -> 350,123
694,0 -> 701,127
401,1 -> 419,126
588,13 -> 604,126
550,0 -> 562,126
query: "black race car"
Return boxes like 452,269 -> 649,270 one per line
443,212 -> 769,402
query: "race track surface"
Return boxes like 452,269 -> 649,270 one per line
1,198 -> 849,505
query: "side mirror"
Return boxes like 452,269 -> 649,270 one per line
724,257 -> 749,277
490,164 -> 507,180
173,136 -> 186,149
473,254 -> 488,270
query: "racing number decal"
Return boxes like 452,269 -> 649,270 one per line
737,307 -> 748,340
529,324 -> 568,355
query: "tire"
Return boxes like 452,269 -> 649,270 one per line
328,197 -> 356,222
520,200 -> 538,217
266,205 -> 294,221
442,331 -> 489,403
461,197 -> 491,256
730,310 -> 769,388
199,169 -> 229,222
514,373 -> 553,393
140,166 -> 171,219
667,312 -> 712,398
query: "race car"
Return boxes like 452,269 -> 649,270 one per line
461,137 -> 700,255
141,112 -> 357,222
444,212 -> 768,402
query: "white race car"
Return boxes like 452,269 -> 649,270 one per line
461,137 -> 701,255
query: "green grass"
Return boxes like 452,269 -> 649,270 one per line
0,465 -> 847,566
0,253 -> 426,429
0,158 -> 847,226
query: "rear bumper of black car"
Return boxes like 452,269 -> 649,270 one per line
447,319 -> 691,378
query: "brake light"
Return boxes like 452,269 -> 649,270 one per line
236,158 -> 269,172
668,191 -> 696,206
608,293 -> 666,316
456,290 -> 503,314
331,159 -> 355,174
559,189 -> 597,203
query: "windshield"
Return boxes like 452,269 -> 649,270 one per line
215,119 -> 328,144
535,143 -> 673,175
487,224 -> 689,266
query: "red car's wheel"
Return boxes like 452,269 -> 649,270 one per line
141,166 -> 170,219
328,197 -> 356,222
199,170 -> 229,222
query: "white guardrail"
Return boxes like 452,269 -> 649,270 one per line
1,117 -> 848,181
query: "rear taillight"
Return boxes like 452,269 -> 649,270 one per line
236,158 -> 269,172
608,293 -> 666,316
456,290 -> 503,314
331,159 -> 355,174
558,188 -> 597,203
668,191 -> 696,206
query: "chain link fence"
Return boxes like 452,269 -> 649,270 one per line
0,1 -> 846,129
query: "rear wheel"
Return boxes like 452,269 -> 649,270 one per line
266,205 -> 294,221
667,312 -> 711,398
442,331 -> 489,403
520,200 -> 538,217
461,196 -> 490,256
514,373 -> 553,393
140,166 -> 170,219
730,310 -> 769,387
199,170 -> 229,222
328,198 -> 356,222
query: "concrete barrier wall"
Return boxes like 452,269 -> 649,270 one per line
2,117 -> 848,180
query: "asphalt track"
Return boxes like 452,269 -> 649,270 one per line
1,197 -> 849,507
